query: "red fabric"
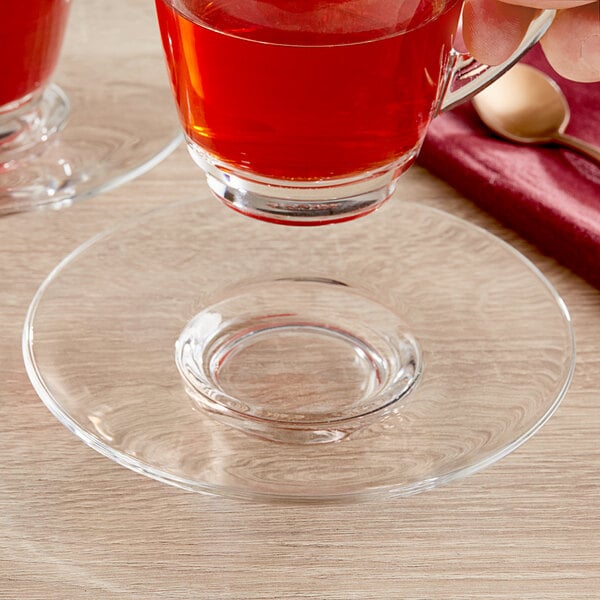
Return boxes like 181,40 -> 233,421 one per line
418,45 -> 600,289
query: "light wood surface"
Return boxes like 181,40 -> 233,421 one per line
1,2 -> 599,598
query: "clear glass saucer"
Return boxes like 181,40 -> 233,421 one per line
23,197 -> 575,502
0,0 -> 181,216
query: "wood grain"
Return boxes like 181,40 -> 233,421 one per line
1,0 -> 599,597
2,147 -> 600,598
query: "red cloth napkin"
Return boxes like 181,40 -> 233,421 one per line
418,44 -> 600,289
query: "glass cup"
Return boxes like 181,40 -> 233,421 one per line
0,0 -> 71,164
156,0 -> 554,225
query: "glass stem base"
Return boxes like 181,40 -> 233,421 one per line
0,84 -> 69,169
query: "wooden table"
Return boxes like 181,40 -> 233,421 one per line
1,2 -> 599,598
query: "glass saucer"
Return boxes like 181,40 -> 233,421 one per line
23,197 -> 575,502
0,0 -> 181,215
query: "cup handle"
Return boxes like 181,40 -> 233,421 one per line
440,9 -> 555,112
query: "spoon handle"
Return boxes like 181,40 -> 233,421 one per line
553,133 -> 600,166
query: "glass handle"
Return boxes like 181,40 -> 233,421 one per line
440,9 -> 555,113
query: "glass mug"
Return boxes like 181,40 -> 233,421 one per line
155,0 -> 554,225
0,0 -> 71,164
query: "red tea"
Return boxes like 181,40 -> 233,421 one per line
0,0 -> 70,108
156,0 -> 462,180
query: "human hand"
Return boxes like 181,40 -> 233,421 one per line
462,0 -> 600,82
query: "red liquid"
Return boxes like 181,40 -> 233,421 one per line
156,0 -> 461,180
0,0 -> 71,108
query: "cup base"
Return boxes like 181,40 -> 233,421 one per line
22,197 -> 575,500
188,142 -> 418,225
176,277 -> 422,444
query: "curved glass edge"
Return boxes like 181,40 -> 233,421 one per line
21,198 -> 576,503
1,132 -> 183,216
60,132 -> 184,209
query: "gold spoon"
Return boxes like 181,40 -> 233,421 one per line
472,63 -> 600,166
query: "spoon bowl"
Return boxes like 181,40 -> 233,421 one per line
472,63 -> 600,164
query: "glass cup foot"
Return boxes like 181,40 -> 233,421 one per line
176,277 -> 422,444
0,84 -> 70,162
189,142 -> 418,225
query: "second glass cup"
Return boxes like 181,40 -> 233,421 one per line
0,1 -> 71,166
1,0 -> 182,215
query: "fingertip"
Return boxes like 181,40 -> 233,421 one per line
540,3 -> 600,82
463,0 -> 539,65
